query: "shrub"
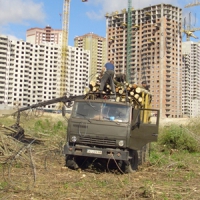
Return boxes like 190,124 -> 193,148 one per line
158,125 -> 199,152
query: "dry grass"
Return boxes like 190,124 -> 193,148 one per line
1,151 -> 200,200
0,114 -> 200,200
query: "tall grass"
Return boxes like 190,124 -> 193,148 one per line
2,115 -> 200,153
1,114 -> 67,139
158,123 -> 200,152
33,118 -> 67,136
149,121 -> 200,168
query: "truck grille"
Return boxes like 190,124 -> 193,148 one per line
78,136 -> 116,146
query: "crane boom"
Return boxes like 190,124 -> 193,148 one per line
126,0 -> 132,83
59,0 -> 88,109
60,0 -> 70,99
185,0 -> 200,8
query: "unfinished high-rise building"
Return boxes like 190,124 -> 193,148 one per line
182,41 -> 200,117
106,4 -> 182,118
74,33 -> 106,81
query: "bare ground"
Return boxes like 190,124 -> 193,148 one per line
0,114 -> 200,200
0,142 -> 200,200
0,151 -> 200,200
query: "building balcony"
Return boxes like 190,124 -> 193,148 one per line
0,68 -> 5,73
0,40 -> 8,45
0,48 -> 8,53
166,49 -> 172,53
0,53 -> 7,58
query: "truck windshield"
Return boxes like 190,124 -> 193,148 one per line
72,101 -> 130,122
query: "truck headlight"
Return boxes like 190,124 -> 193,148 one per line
118,140 -> 124,147
71,136 -> 77,142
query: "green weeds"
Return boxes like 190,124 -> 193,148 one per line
33,119 -> 66,136
0,181 -> 8,190
158,124 -> 199,152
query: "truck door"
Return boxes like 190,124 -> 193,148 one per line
129,108 -> 160,150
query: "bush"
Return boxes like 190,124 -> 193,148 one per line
158,125 -> 199,152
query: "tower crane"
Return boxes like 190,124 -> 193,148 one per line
182,4 -> 200,41
182,28 -> 200,41
126,0 -> 132,83
60,0 -> 70,100
182,10 -> 200,41
185,0 -> 200,8
59,0 -> 87,109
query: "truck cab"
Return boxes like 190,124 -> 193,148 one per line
64,98 -> 159,173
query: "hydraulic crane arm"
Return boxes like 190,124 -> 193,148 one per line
15,94 -> 86,125
5,94 -> 87,140
18,95 -> 86,112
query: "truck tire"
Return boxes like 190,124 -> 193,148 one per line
65,155 -> 79,170
124,149 -> 138,173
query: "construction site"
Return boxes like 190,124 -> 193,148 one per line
0,0 -> 200,118
0,0 -> 200,199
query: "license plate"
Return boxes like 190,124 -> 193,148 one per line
87,149 -> 102,155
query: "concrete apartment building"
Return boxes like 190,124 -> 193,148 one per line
0,34 -> 90,110
182,41 -> 200,117
67,46 -> 90,96
105,4 -> 182,118
26,26 -> 62,45
74,33 -> 106,81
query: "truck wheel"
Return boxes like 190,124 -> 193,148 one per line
124,150 -> 138,173
65,155 -> 79,170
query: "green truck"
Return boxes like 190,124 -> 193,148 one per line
9,82 -> 159,173
64,91 -> 159,173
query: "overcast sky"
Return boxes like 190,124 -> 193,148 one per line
0,0 -> 199,45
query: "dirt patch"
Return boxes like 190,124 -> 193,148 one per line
0,144 -> 200,200
0,115 -> 200,199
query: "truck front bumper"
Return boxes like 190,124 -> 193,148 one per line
64,143 -> 129,161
